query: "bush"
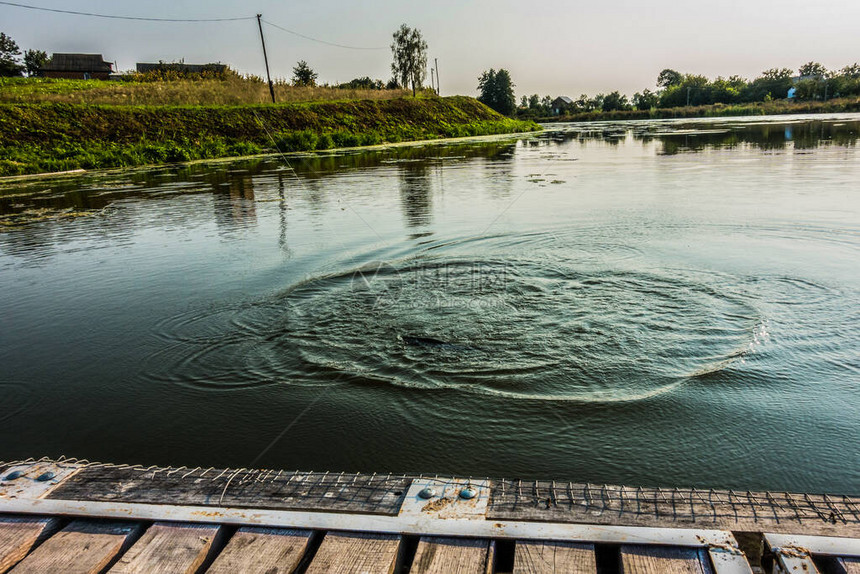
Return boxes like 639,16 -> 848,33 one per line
275,130 -> 318,152
315,133 -> 334,150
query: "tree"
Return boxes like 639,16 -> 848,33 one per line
292,60 -> 318,87
632,89 -> 659,110
0,32 -> 24,77
798,61 -> 827,78
657,68 -> 683,88
477,68 -> 516,116
840,63 -> 860,79
23,49 -> 48,77
602,91 -> 630,111
337,77 -> 384,90
390,24 -> 427,97
742,68 -> 793,101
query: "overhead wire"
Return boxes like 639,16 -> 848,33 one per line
263,19 -> 388,51
0,2 -> 389,51
0,1 -> 254,22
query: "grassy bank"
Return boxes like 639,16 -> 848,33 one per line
0,97 -> 539,177
0,76 -> 415,106
536,97 -> 860,123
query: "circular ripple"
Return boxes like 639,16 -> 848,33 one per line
142,226 -> 769,401
144,301 -> 319,391
276,258 -> 762,402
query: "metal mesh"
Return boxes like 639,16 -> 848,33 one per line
489,480 -> 860,526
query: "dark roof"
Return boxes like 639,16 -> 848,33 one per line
42,54 -> 113,73
553,96 -> 574,105
136,62 -> 227,74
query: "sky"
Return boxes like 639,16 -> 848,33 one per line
2,0 -> 859,98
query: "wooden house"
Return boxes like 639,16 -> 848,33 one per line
41,54 -> 113,80
552,96 -> 574,115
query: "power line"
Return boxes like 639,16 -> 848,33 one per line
0,1 -> 253,22
263,20 -> 388,51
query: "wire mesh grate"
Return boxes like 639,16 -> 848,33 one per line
489,479 -> 860,526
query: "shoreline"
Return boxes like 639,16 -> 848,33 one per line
0,130 -> 541,185
0,97 -> 539,179
525,96 -> 860,123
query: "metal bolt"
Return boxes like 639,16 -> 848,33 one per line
418,487 -> 436,500
3,471 -> 23,481
36,472 -> 55,482
459,486 -> 478,500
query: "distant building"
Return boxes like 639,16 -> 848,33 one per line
41,54 -> 114,80
136,62 -> 228,75
552,96 -> 574,115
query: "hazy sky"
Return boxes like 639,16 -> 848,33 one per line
3,0 -> 859,97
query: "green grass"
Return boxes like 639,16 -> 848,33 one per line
0,76 -> 417,106
0,97 -> 540,176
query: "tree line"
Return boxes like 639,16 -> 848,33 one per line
517,62 -> 860,117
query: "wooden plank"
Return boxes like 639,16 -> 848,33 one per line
411,537 -> 490,574
836,558 -> 860,574
304,532 -> 400,574
108,522 -> 221,574
513,540 -> 596,573
9,520 -> 140,574
206,527 -> 312,574
48,467 -> 409,516
0,516 -> 60,574
620,545 -> 714,574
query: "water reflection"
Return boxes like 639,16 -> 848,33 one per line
1,115 -> 858,249
540,116 -> 859,155
213,170 -> 257,236
398,161 -> 433,228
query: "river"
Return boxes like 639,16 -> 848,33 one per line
1,114 -> 858,494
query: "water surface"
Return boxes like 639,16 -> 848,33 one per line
1,114 -> 858,494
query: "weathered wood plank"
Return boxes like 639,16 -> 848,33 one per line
0,516 -> 60,574
48,467 -> 409,516
206,527 -> 312,574
620,545 -> 714,574
9,520 -> 140,574
411,537 -> 490,574
513,540 -> 596,573
304,532 -> 400,574
108,522 -> 221,574
834,557 -> 860,574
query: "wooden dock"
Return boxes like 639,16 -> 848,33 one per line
1,457 -> 858,573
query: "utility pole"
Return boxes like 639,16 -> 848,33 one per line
435,58 -> 440,96
686,87 -> 691,107
257,14 -> 276,104
430,68 -> 435,93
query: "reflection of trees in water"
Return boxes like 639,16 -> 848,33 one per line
0,191 -> 136,264
540,119 -> 859,155
398,160 -> 432,228
481,143 -> 517,200
277,172 -> 289,253
213,170 -> 257,236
